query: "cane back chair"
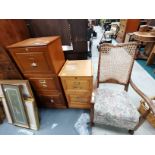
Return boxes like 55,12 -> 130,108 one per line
90,42 -> 155,134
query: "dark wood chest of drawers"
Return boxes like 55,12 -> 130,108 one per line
7,36 -> 67,108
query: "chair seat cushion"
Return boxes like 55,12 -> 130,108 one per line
94,88 -> 140,129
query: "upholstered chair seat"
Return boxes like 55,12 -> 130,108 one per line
94,88 -> 140,130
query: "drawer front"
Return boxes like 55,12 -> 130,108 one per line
37,92 -> 66,108
66,93 -> 91,109
61,77 -> 92,91
10,47 -> 54,73
68,94 -> 90,103
28,76 -> 61,92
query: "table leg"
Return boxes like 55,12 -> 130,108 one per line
147,46 -> 155,65
144,42 -> 154,56
136,42 -> 154,60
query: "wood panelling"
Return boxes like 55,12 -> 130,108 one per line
0,46 -> 22,79
0,19 -> 30,79
0,20 -> 29,46
68,19 -> 88,59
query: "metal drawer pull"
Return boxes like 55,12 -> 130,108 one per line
31,62 -> 37,67
73,86 -> 78,89
25,48 -> 28,51
39,80 -> 46,84
42,84 -> 47,87
50,99 -> 54,103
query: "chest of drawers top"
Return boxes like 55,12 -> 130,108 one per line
7,36 -> 65,75
59,60 -> 93,77
7,36 -> 60,48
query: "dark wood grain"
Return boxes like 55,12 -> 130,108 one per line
26,19 -> 71,45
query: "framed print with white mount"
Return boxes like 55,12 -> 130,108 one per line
1,84 -> 29,128
0,80 -> 40,130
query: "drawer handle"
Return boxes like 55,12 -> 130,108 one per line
50,99 -> 54,103
25,48 -> 29,51
39,80 -> 46,84
42,84 -> 47,87
73,86 -> 79,89
31,62 -> 38,67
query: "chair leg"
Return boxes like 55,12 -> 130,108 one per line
128,130 -> 134,135
90,104 -> 94,127
133,109 -> 150,131
128,109 -> 150,135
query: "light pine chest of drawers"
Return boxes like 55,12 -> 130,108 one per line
59,60 -> 93,109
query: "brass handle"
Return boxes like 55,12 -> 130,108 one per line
25,48 -> 29,51
31,62 -> 37,67
73,86 -> 78,89
42,84 -> 47,87
50,99 -> 54,103
73,82 -> 80,85
39,80 -> 46,84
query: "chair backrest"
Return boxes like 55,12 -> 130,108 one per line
97,42 -> 138,89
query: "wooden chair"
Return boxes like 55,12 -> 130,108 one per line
90,42 -> 155,134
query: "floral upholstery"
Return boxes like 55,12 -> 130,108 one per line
94,88 -> 140,130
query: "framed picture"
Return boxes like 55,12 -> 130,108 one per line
0,80 -> 34,99
1,84 -> 29,128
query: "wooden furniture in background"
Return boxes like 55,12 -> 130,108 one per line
0,19 -> 30,80
7,36 -> 67,109
26,19 -> 71,45
139,96 -> 155,128
68,19 -> 88,59
27,19 -> 90,60
59,60 -> 93,109
116,19 -> 140,43
147,45 -> 155,65
133,31 -> 155,60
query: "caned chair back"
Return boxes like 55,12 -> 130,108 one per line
97,42 -> 138,87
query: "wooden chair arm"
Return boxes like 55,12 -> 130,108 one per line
130,79 -> 155,114
91,91 -> 95,104
91,77 -> 98,104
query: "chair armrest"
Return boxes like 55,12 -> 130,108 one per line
91,91 -> 95,104
130,79 -> 155,114
91,77 -> 98,104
